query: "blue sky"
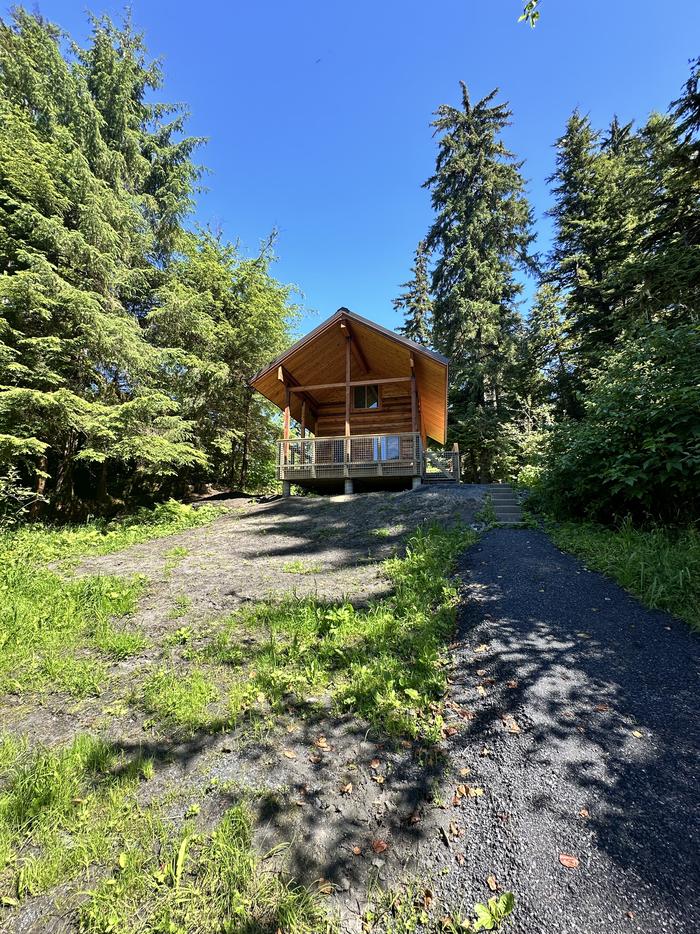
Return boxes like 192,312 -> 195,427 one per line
13,0 -> 700,334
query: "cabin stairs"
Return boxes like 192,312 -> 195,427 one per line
483,483 -> 523,524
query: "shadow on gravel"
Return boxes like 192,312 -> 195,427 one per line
451,528 -> 700,928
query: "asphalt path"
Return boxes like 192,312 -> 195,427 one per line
438,528 -> 699,934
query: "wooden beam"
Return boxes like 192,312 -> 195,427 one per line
283,387 -> 291,440
344,329 -> 351,448
411,376 -> 418,432
276,364 -> 320,420
300,400 -> 306,439
340,318 -> 369,374
288,376 -> 412,393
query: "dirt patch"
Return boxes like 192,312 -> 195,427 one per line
74,486 -> 481,638
2,486 -> 483,933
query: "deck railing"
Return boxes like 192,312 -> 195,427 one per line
276,432 -> 422,481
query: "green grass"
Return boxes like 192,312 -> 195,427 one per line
0,735 -> 331,932
140,667 -> 220,732
206,523 -> 477,741
547,519 -> 700,631
0,734 -> 153,902
282,559 -> 323,575
4,500 -> 222,567
79,803 -> 333,934
0,501 -> 221,697
167,593 -> 193,619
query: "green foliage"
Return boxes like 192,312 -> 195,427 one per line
393,239 -> 433,345
79,803 -> 332,934
540,324 -> 700,523
472,893 -> 516,931
207,523 -> 477,741
0,8 -> 296,515
424,83 -> 534,482
546,519 -> 700,631
140,667 -> 219,732
0,500 -> 220,696
1,736 -> 330,931
0,734 -> 152,900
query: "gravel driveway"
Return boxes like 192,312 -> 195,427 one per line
432,528 -> 700,934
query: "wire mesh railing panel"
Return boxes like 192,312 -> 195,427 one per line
277,433 -> 421,479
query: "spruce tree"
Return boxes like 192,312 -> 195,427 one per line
424,83 -> 534,480
0,10 -> 201,511
393,240 -> 433,345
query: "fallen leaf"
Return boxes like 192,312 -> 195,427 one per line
370,758 -> 381,770
477,685 -> 487,697
578,808 -> 590,818
502,715 -> 521,734
476,668 -> 487,677
372,774 -> 385,785
467,786 -> 484,798
408,810 -> 421,825
479,746 -> 492,757
506,680 -> 518,689
352,845 -> 362,856
314,736 -> 330,749
459,767 -> 471,777
455,852 -> 465,865
559,853 -> 579,869
371,839 -> 389,854
456,784 -> 467,798
631,730 -> 643,738
474,644 -> 489,654
448,821 -> 462,838
442,725 -> 459,738
422,889 -> 433,909
308,753 -> 322,764
282,749 -> 297,759
487,875 -> 498,891
595,703 -> 609,712
318,879 -> 334,894
340,782 -> 353,795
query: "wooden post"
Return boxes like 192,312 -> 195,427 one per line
300,400 -> 306,439
410,354 -> 417,434
283,386 -> 290,469
344,325 -> 351,470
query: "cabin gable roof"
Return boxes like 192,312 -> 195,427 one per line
250,308 -> 449,444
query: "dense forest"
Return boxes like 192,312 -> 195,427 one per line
1,7 -> 697,529
396,61 -> 700,524
0,9 -> 296,520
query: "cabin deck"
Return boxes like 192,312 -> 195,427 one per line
276,432 -> 459,485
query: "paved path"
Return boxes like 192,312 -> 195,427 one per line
438,528 -> 699,934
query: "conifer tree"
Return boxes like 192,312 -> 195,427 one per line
424,83 -> 534,480
393,240 -> 433,345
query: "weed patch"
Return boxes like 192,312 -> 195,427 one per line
547,519 -> 700,631
79,803 -> 333,934
0,734 -> 152,902
140,667 -> 220,732
208,524 -> 477,741
0,501 -> 221,697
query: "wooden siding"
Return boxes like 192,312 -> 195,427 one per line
250,308 -> 448,444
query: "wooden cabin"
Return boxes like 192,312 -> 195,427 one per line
250,307 -> 459,494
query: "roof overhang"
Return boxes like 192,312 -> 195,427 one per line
250,308 -> 449,444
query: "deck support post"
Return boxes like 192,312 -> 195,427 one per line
412,476 -> 422,490
282,480 -> 292,497
344,478 -> 354,495
410,354 -> 417,434
344,322 -> 351,468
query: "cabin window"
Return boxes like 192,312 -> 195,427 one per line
353,384 -> 379,409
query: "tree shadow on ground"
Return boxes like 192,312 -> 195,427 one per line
445,528 -> 700,928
